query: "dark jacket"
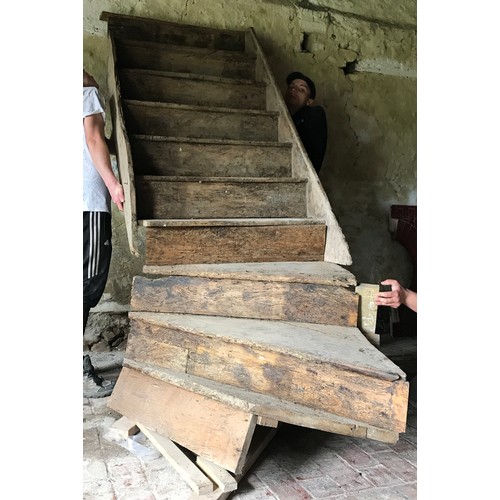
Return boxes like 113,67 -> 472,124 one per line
291,105 -> 327,174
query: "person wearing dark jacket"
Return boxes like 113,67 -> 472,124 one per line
284,71 -> 327,174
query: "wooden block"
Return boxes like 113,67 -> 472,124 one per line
108,366 -> 258,473
256,416 -> 279,428
137,424 -> 214,495
356,283 -> 381,345
195,457 -> 237,493
109,416 -> 139,438
144,225 -> 325,265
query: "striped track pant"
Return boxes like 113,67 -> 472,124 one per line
83,211 -> 112,332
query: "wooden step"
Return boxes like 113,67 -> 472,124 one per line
135,176 -> 308,219
132,262 -> 358,326
114,39 -> 256,79
129,136 -> 292,177
141,219 -> 326,265
121,313 -> 409,433
102,11 -> 246,52
119,69 -> 266,110
110,362 -> 402,450
123,100 -> 278,141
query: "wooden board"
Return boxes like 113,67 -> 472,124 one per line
122,100 -> 279,141
143,224 -> 325,265
129,136 -> 291,178
135,176 -> 307,219
119,68 -> 266,110
124,359 -> 401,444
124,313 -> 408,433
131,274 -> 358,326
137,424 -> 215,495
108,366 -> 257,473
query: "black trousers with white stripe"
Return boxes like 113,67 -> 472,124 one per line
83,211 -> 112,333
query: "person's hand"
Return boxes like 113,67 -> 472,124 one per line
374,279 -> 408,309
110,182 -> 125,212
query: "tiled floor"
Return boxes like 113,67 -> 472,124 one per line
83,354 -> 417,500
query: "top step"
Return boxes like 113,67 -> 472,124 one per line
114,39 -> 256,80
102,11 -> 246,52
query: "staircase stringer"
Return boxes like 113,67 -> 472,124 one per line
244,28 -> 352,266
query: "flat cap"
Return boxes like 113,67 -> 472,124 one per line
286,71 -> 316,100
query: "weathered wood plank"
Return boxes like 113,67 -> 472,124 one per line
130,274 -> 358,326
102,11 -> 246,51
143,225 -> 326,265
114,39 -> 256,79
141,261 -> 357,287
129,136 -> 291,177
137,424 -> 215,495
196,457 -> 237,493
135,177 -> 307,219
125,359 -> 402,444
119,69 -> 266,110
124,313 -> 408,433
122,100 -> 278,141
108,366 -> 257,473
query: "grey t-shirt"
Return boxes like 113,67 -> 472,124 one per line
83,86 -> 110,213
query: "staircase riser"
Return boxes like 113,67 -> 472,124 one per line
130,140 -> 291,177
136,180 -> 307,219
123,102 -> 278,141
131,275 -> 358,326
120,71 -> 266,110
125,320 -> 407,433
116,42 -> 255,79
109,18 -> 246,51
144,225 -> 325,265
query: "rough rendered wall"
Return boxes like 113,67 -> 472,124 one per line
83,0 -> 417,312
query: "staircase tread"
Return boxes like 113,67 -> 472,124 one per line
139,218 -> 325,227
136,175 -> 307,183
120,67 -> 263,86
115,38 -> 256,60
130,135 -> 292,147
141,261 -> 356,286
128,312 -> 405,381
124,99 -> 279,116
123,358 -> 399,441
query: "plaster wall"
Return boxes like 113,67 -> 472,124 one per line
83,0 -> 417,310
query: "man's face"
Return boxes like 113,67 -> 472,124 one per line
285,78 -> 313,110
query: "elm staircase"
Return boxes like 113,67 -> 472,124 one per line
100,12 -> 409,498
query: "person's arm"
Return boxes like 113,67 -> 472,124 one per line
374,279 -> 417,312
84,112 -> 125,212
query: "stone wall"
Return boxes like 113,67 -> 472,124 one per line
83,0 -> 416,349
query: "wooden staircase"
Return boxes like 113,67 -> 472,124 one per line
100,12 -> 409,498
